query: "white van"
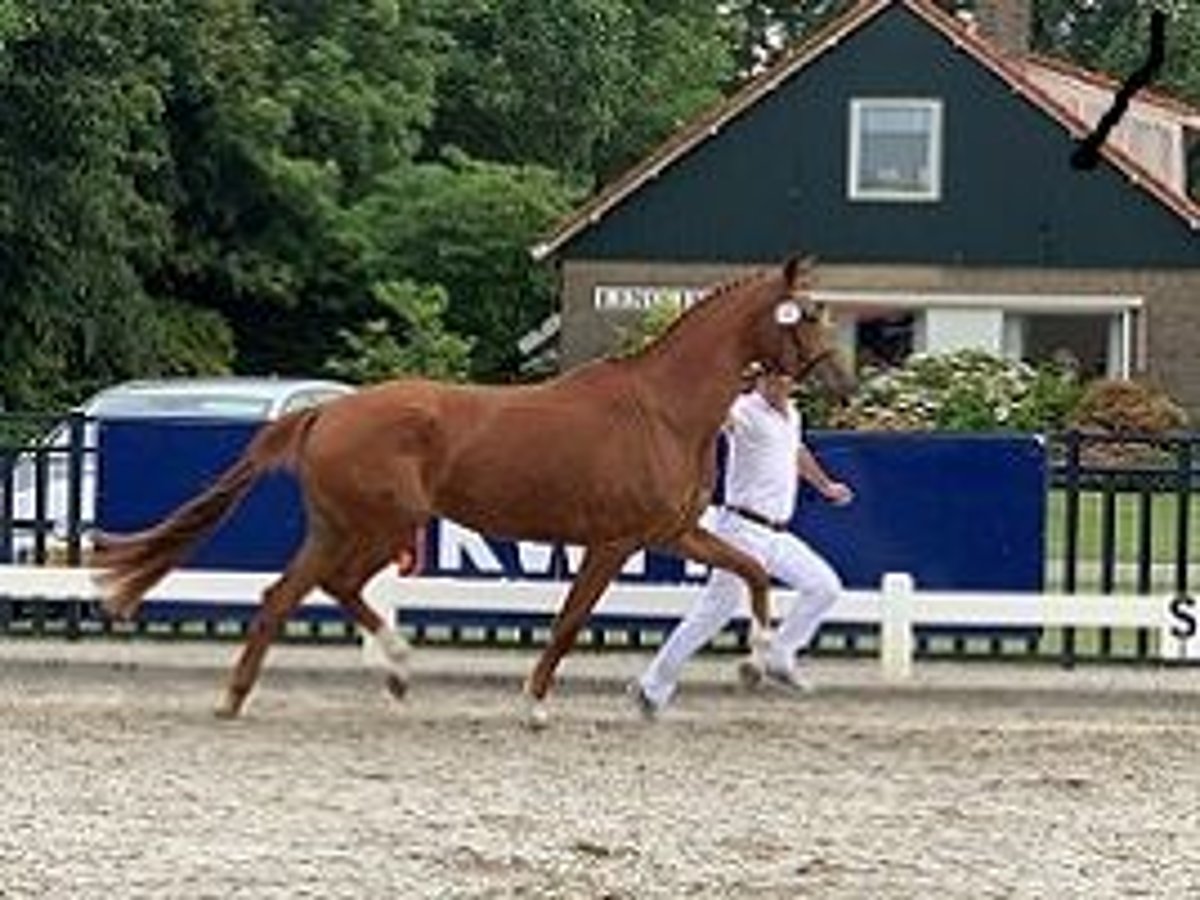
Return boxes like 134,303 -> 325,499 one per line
4,377 -> 354,562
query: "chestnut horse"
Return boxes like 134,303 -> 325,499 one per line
93,256 -> 853,721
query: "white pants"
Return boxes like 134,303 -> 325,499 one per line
639,509 -> 841,707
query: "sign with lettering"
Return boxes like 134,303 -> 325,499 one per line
1162,594 -> 1199,661
429,513 -> 716,583
593,285 -> 706,312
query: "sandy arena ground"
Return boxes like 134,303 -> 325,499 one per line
3,640 -> 1200,899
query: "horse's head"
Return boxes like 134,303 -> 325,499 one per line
749,256 -> 856,399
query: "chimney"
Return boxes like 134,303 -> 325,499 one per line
973,0 -> 1030,57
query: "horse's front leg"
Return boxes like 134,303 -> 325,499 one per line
524,540 -> 637,727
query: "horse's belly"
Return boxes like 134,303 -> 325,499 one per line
427,398 -> 706,544
435,466 -> 665,544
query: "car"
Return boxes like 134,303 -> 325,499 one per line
3,376 -> 355,563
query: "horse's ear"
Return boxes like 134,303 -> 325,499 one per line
783,255 -> 817,295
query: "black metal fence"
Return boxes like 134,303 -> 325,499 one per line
1,412 -> 90,566
1,414 -> 1196,662
1048,429 -> 1197,664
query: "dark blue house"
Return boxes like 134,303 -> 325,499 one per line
534,0 -> 1200,414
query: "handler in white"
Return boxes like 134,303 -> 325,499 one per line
634,367 -> 853,713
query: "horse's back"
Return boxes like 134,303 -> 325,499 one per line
298,367 -> 693,542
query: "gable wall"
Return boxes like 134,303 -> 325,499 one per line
564,5 -> 1198,268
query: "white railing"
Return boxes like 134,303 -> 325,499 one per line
871,572 -> 1192,676
0,566 -> 1193,675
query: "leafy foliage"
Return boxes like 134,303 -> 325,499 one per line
725,1 -> 855,75
425,0 -> 734,182
613,301 -> 687,357
348,151 -> 579,380
149,0 -> 445,376
0,0 -> 220,412
324,280 -> 473,384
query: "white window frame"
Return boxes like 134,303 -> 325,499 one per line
848,98 -> 944,202
811,289 -> 1142,377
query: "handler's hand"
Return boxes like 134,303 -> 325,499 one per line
823,481 -> 854,506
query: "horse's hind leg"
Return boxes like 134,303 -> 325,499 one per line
319,535 -> 414,702
214,536 -> 332,719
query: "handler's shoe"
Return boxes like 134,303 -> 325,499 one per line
626,680 -> 662,721
762,664 -> 815,694
738,658 -> 814,695
737,657 -> 765,689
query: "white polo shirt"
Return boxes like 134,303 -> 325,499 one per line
722,390 -> 802,523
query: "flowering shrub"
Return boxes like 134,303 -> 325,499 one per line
827,349 -> 1084,433
1068,378 -> 1188,433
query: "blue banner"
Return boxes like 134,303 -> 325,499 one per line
98,421 -> 1045,591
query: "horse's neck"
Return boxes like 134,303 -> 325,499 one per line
633,291 -> 765,439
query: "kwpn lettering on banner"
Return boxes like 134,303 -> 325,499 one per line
433,520 -> 656,581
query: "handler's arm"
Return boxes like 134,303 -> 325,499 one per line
797,444 -> 854,505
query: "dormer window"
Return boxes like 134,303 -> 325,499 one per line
848,98 -> 943,202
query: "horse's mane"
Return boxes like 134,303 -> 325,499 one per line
621,269 -> 773,364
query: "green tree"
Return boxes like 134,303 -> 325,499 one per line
597,0 -> 737,177
324,279 -> 473,383
428,0 -> 633,178
0,0 -> 232,412
349,151 -> 579,379
149,0 -> 444,376
1032,0 -> 1134,63
723,1 -> 854,76
1094,2 -> 1200,105
265,0 -> 444,197
426,0 -> 734,182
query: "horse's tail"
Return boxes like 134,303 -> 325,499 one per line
93,408 -> 321,620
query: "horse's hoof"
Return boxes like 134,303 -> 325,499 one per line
523,696 -> 550,731
213,692 -> 243,720
385,673 -> 409,701
212,702 -> 240,720
99,598 -> 131,622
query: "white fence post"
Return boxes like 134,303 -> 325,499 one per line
880,572 -> 915,682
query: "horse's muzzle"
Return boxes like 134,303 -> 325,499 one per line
810,351 -> 857,400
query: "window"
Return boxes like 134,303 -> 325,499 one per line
855,313 -> 915,370
849,99 -> 943,201
1018,313 -> 1115,379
